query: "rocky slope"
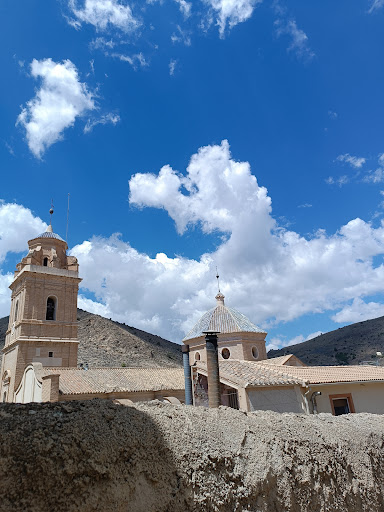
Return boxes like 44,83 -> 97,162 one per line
0,310 -> 182,368
1,399 -> 383,512
268,314 -> 384,365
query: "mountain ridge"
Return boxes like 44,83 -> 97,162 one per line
0,309 -> 182,368
268,315 -> 384,365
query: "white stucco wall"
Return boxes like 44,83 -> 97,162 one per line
247,386 -> 304,413
14,366 -> 42,403
311,382 -> 384,415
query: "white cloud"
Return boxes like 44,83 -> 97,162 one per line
275,19 -> 315,61
328,110 -> 338,119
203,0 -> 262,38
325,175 -> 349,187
5,142 -> 384,343
0,202 -> 47,317
171,25 -> 192,46
69,140 -> 384,341
68,0 -> 139,32
368,0 -> 384,13
266,331 -> 322,352
363,169 -> 384,184
174,0 -> 191,18
84,113 -> 120,133
331,298 -> 384,323
0,202 -> 46,263
363,153 -> 384,183
336,153 -> 366,169
298,203 -> 312,208
110,52 -> 148,68
89,37 -> 117,50
169,59 -> 177,75
16,59 -> 95,158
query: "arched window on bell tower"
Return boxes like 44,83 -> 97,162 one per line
46,297 -> 57,321
14,300 -> 19,322
43,257 -> 48,267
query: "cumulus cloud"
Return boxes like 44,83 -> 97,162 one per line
16,59 -> 95,158
68,140 -> 384,342
4,143 -> 384,342
275,19 -> 315,60
0,202 -> 47,317
0,202 -> 46,263
266,331 -> 322,352
336,153 -> 366,169
331,298 -> 384,323
68,0 -> 139,32
203,0 -> 262,37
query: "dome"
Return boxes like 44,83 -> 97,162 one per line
183,293 -> 266,341
30,224 -> 65,243
33,231 -> 65,242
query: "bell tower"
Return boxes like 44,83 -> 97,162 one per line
1,210 -> 81,402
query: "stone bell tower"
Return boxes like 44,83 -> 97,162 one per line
0,210 -> 81,402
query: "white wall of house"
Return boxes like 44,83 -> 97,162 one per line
310,382 -> 384,415
247,385 -> 304,413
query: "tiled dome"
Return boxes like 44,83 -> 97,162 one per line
183,293 -> 266,341
30,224 -> 65,243
34,231 -> 65,242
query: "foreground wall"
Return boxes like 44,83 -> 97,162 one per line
1,400 -> 383,512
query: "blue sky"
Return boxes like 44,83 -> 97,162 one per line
1,0 -> 384,347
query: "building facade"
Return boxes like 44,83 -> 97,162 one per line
183,294 -> 384,415
1,223 -> 185,404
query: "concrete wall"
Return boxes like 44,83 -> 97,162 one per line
247,386 -> 304,413
311,382 -> 384,415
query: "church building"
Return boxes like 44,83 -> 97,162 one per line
0,220 -> 184,404
2,217 -> 384,417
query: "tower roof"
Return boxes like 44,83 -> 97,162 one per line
30,225 -> 65,243
183,292 -> 266,341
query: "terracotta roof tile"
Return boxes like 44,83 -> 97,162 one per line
194,359 -> 384,388
43,367 -> 184,395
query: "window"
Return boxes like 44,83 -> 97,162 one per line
48,352 -> 53,358
251,346 -> 259,359
221,348 -> 230,359
195,352 -> 201,361
14,300 -> 19,322
43,257 -> 48,267
330,394 -> 355,416
46,297 -> 56,321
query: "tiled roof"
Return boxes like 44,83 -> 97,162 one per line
183,305 -> 266,341
194,359 -> 384,388
32,231 -> 65,242
43,367 -> 184,395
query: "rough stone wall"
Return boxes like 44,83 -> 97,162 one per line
0,400 -> 383,512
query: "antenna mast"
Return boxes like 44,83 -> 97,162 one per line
216,266 -> 221,293
66,193 -> 70,244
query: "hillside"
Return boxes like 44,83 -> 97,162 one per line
268,315 -> 384,366
0,309 -> 182,368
